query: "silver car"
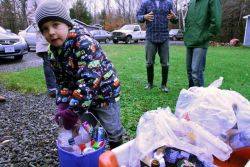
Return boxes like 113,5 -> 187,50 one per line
169,29 -> 184,41
18,25 -> 36,51
90,30 -> 112,44
0,26 -> 28,60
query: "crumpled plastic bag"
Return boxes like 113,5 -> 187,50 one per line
175,77 -> 250,137
128,108 -> 232,167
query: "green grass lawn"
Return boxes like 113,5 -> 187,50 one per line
0,45 -> 249,137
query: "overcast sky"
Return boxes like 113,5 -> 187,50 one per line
70,0 -> 117,13
69,0 -> 190,14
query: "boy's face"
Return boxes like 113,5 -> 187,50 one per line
41,21 -> 70,48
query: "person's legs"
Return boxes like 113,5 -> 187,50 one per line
199,49 -> 207,86
90,101 -> 124,149
37,52 -> 57,97
191,48 -> 207,86
145,40 -> 157,89
186,47 -> 194,87
158,40 -> 170,92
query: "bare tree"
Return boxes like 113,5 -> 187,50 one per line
113,0 -> 141,24
219,0 -> 250,42
114,0 -> 126,24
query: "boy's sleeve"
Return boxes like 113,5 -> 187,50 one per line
136,2 -> 147,23
68,36 -> 103,115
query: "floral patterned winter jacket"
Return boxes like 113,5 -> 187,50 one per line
48,27 -> 120,115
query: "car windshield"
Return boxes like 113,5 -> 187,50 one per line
169,29 -> 179,34
0,26 -> 7,33
120,25 -> 134,30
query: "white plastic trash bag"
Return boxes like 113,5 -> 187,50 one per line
128,108 -> 232,167
175,77 -> 250,137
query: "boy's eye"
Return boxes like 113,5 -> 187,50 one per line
53,22 -> 60,27
42,27 -> 48,32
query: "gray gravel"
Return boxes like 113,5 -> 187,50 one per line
0,85 -> 58,166
0,53 -> 131,166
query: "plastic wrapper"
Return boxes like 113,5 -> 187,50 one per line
128,108 -> 232,167
175,77 -> 250,138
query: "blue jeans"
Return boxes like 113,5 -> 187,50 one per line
145,40 -> 170,67
186,48 -> 207,87
90,101 -> 124,143
37,52 -> 57,90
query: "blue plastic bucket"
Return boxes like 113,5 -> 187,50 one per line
57,141 -> 106,167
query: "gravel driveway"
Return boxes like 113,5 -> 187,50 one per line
0,53 -> 130,166
0,86 -> 58,166
0,53 -> 59,166
0,52 -> 42,72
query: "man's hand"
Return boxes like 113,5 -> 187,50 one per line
144,11 -> 154,22
167,10 -> 176,20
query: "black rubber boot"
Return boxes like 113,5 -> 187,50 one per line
145,66 -> 154,90
188,79 -> 194,88
109,140 -> 123,150
161,66 -> 169,93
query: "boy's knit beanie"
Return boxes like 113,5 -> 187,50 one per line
35,0 -> 73,32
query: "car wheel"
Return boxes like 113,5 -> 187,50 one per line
27,45 -> 31,52
105,38 -> 110,44
113,40 -> 118,44
125,36 -> 132,44
14,55 -> 23,61
173,36 -> 177,41
134,40 -> 138,43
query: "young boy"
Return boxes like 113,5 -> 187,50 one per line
35,0 -> 124,149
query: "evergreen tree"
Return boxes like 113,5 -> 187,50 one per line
70,0 -> 92,25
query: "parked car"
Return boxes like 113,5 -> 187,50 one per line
112,24 -> 146,44
0,26 -> 28,60
90,30 -> 112,44
169,29 -> 184,41
18,25 -> 36,51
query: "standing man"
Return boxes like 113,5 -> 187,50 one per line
137,0 -> 177,93
26,0 -> 69,97
184,0 -> 221,87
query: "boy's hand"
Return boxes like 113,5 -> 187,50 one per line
144,11 -> 154,22
167,10 -> 176,20
55,103 -> 78,130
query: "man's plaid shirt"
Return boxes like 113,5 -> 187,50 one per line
137,0 -> 178,43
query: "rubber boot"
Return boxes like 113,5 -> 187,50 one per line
188,79 -> 194,88
161,66 -> 169,93
145,66 -> 154,90
109,140 -> 123,150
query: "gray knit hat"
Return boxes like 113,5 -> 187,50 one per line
35,0 -> 73,32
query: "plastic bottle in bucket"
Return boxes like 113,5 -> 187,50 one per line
57,128 -> 74,152
69,126 -> 91,145
57,119 -> 106,167
57,137 -> 106,167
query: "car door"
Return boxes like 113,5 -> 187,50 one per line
132,26 -> 141,40
25,26 -> 36,47
94,30 -> 102,42
99,31 -> 107,42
